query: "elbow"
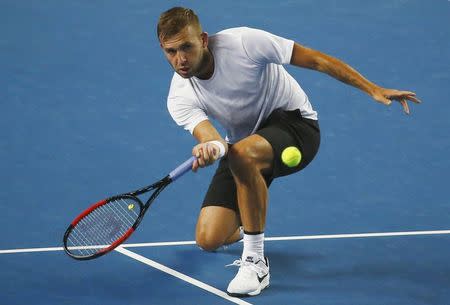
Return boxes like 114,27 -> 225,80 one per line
290,43 -> 324,71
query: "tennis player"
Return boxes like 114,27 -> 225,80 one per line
157,7 -> 420,297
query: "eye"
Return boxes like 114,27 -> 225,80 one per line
180,43 -> 192,52
166,48 -> 176,56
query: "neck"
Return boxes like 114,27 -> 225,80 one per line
195,49 -> 214,80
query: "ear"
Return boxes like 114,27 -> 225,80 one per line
201,32 -> 208,48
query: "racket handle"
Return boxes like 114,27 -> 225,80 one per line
169,156 -> 196,182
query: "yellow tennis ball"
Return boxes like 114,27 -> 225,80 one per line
281,146 -> 302,167
128,203 -> 134,210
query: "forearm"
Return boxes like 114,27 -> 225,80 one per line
291,43 -> 379,96
193,120 -> 228,153
317,53 -> 378,95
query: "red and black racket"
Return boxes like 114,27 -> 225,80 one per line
63,156 -> 195,260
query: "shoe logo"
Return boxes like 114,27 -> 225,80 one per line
245,256 -> 254,263
257,273 -> 268,283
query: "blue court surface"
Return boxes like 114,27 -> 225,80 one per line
1,1 -> 449,304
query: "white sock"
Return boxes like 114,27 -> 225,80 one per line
242,232 -> 264,262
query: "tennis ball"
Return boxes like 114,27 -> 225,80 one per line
281,146 -> 302,167
128,203 -> 134,210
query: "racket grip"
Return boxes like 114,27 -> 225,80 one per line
169,156 -> 196,182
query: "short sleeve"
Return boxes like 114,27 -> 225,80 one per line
241,28 -> 294,65
167,96 -> 208,134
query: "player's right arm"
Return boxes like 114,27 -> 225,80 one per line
192,120 -> 228,172
166,78 -> 226,171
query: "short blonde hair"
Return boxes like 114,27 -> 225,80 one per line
157,7 -> 202,41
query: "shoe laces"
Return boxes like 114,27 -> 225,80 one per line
226,259 -> 243,268
226,258 -> 267,275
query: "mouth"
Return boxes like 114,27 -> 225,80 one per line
178,67 -> 190,76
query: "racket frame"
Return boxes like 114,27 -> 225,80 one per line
63,177 -> 170,260
63,156 -> 195,260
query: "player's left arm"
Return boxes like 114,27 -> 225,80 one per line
290,42 -> 421,114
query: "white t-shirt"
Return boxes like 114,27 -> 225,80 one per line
167,27 -> 318,144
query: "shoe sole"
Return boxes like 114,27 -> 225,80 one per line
227,274 -> 270,297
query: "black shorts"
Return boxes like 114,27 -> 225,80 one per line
202,108 -> 320,212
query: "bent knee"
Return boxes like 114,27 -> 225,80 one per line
196,231 -> 224,252
227,137 -> 273,174
228,142 -> 259,171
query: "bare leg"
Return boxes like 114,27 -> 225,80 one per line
224,226 -> 242,245
225,134 -> 273,296
195,206 -> 241,251
227,134 -> 273,233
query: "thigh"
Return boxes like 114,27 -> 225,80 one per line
202,149 -> 276,213
199,158 -> 241,244
202,157 -> 238,211
256,108 -> 320,179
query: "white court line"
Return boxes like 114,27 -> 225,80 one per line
264,229 -> 450,241
0,246 -> 64,254
1,229 -> 449,254
115,247 -> 252,305
123,240 -> 197,248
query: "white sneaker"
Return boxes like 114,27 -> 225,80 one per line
226,256 -> 270,297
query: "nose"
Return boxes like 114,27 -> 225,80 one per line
177,51 -> 187,64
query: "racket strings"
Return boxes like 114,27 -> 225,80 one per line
68,204 -> 135,256
66,197 -> 140,257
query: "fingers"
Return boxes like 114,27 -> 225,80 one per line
394,91 -> 421,104
392,92 -> 421,114
400,98 -> 410,115
192,158 -> 199,172
388,91 -> 421,103
397,90 -> 416,96
207,143 -> 220,159
377,88 -> 421,114
192,143 -> 219,170
407,95 -> 422,104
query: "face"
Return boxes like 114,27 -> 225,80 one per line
160,25 -> 208,78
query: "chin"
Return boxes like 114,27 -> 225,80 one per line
177,72 -> 192,79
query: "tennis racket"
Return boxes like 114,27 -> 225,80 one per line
63,156 -> 195,260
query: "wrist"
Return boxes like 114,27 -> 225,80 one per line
366,83 -> 381,97
206,140 -> 226,158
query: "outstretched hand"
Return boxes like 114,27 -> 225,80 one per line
370,87 -> 421,114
